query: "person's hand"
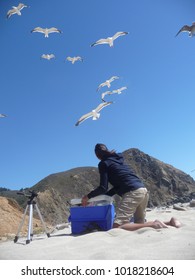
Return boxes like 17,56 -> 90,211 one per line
81,195 -> 89,206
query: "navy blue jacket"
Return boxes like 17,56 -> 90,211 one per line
87,153 -> 144,199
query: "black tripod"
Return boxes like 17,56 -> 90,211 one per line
14,190 -> 50,244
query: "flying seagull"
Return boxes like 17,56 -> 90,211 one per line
112,86 -> 127,94
0,114 -> 7,118
41,54 -> 55,60
75,101 -> 113,126
97,76 -> 119,91
66,56 -> 83,64
7,3 -> 28,19
175,22 -> 195,37
31,27 -> 62,38
90,31 -> 129,47
101,87 -> 127,101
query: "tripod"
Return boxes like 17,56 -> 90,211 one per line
14,190 -> 50,244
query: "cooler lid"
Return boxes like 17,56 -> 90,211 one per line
70,195 -> 113,206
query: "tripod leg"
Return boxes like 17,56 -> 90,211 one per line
14,205 -> 29,243
30,205 -> 34,238
35,204 -> 50,238
26,204 -> 33,244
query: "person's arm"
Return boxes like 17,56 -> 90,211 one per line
106,188 -> 116,196
86,161 -> 108,199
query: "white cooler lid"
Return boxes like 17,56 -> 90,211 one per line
70,195 -> 113,205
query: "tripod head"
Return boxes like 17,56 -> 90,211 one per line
17,190 -> 38,203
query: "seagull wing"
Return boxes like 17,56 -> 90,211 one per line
18,3 -> 28,10
75,56 -> 83,61
0,114 -> 7,118
101,91 -> 112,101
75,112 -> 93,126
175,25 -> 191,36
31,27 -> 45,34
119,86 -> 127,91
112,31 -> 129,40
66,56 -> 73,61
109,76 -> 119,82
95,101 -> 113,113
90,38 -> 109,47
7,8 -> 17,18
48,27 -> 62,33
97,81 -> 107,91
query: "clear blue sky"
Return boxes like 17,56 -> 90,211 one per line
1,0 -> 195,190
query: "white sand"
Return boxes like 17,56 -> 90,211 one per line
0,207 -> 195,260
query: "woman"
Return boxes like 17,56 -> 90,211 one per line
82,143 -> 181,231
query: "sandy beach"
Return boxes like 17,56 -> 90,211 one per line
0,205 -> 195,260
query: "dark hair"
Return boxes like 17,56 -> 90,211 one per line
94,143 -> 116,159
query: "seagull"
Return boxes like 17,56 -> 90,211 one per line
97,76 -> 119,91
90,31 -> 129,47
175,22 -> 195,37
75,101 -> 113,126
41,54 -> 55,60
0,114 -> 7,118
66,56 -> 83,64
112,86 -> 127,94
7,3 -> 28,19
31,27 -> 62,38
101,87 -> 127,101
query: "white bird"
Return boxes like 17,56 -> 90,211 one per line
66,56 -> 83,64
0,114 -> 7,118
41,54 -> 55,60
7,3 -> 28,19
101,87 -> 127,101
75,102 -> 113,126
175,22 -> 195,37
97,76 -> 119,91
31,27 -> 62,38
112,86 -> 127,94
91,31 -> 129,47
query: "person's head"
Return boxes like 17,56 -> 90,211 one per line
94,143 -> 116,160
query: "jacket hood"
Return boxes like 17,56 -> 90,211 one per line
104,152 -> 124,164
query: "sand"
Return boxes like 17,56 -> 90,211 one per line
0,205 -> 195,260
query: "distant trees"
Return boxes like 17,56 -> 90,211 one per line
0,187 -> 10,192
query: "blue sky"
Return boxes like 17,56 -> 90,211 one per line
0,0 -> 195,190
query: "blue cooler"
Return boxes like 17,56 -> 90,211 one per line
69,204 -> 115,234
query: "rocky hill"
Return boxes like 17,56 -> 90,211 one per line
0,196 -> 45,241
1,148 -> 195,239
122,149 -> 195,206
